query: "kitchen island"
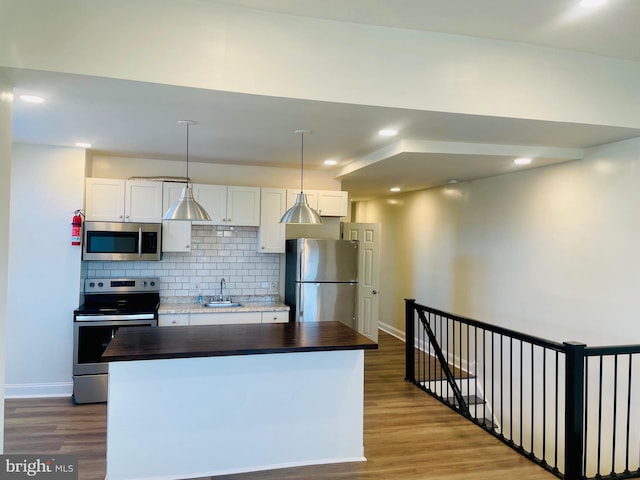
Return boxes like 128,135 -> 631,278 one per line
101,321 -> 377,480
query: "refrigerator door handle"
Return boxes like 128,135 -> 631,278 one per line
298,286 -> 303,321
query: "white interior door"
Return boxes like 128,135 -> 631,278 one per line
342,223 -> 381,341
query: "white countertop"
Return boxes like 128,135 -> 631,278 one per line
159,302 -> 290,315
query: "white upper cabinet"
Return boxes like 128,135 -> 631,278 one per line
227,186 -> 261,226
193,184 -> 260,227
85,178 -> 163,223
286,189 -> 348,217
192,184 -> 227,225
316,190 -> 349,217
126,180 -> 164,222
286,190 -> 318,210
85,178 -> 126,221
258,188 -> 287,253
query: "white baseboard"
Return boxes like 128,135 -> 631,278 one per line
379,322 -> 405,341
4,382 -> 73,399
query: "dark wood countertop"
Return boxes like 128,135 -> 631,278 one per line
102,321 -> 378,362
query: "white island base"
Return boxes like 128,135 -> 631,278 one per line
106,349 -> 366,480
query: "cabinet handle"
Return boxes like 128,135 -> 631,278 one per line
186,245 -> 190,249
261,246 -> 265,250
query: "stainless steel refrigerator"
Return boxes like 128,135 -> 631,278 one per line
285,238 -> 359,327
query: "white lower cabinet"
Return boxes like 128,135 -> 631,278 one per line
159,310 -> 289,326
261,311 -> 289,323
189,312 -> 262,325
158,313 -> 189,327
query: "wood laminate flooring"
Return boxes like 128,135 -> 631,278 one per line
4,331 -> 557,480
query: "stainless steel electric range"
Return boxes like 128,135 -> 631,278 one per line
72,277 -> 159,404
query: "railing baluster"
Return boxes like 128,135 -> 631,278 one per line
483,328 -> 487,428
584,357 -> 589,477
625,353 -> 632,473
510,336 -> 514,441
554,350 -> 559,471
520,338 -> 524,449
542,347 -> 547,465
612,354 -> 619,476
597,356 -> 603,477
531,344 -> 534,455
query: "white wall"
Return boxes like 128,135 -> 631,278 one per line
0,75 -> 13,450
1,0 -> 640,130
5,144 -> 85,397
358,136 -> 640,346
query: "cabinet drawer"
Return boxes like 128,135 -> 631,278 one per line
261,311 -> 289,324
189,312 -> 262,325
158,314 -> 189,327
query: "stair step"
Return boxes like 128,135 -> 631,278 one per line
446,394 -> 485,406
477,417 -> 497,428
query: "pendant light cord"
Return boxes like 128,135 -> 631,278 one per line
300,131 -> 304,194
186,122 -> 190,184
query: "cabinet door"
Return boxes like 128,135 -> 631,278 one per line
317,191 -> 349,217
258,188 -> 286,253
189,312 -> 262,325
158,314 -> 189,327
162,182 -> 188,213
85,178 -> 125,221
192,184 -> 227,225
125,180 -> 164,222
227,186 -> 260,226
162,221 -> 191,252
261,311 -> 289,324
287,190 -> 318,210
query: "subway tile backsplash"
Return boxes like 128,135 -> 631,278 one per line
82,226 -> 281,302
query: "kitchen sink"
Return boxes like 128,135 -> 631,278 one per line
204,301 -> 242,308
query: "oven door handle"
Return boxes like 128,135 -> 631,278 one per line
138,227 -> 142,258
75,314 -> 155,321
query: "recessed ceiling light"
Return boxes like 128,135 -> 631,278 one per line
514,157 -> 532,165
75,142 -> 92,148
19,94 -> 46,104
447,179 -> 459,184
379,129 -> 398,137
579,0 -> 606,8
323,159 -> 338,166
390,187 -> 401,192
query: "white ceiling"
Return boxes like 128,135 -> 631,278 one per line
7,0 -> 640,201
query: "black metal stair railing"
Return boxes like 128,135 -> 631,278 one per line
404,298 -> 640,480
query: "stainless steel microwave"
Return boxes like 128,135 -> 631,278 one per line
83,221 -> 162,261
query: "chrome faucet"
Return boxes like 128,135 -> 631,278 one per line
219,278 -> 226,301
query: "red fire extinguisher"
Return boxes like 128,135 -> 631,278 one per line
72,210 -> 83,246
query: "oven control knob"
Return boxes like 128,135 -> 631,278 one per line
98,282 -> 103,287
150,281 -> 155,286
143,281 -> 147,287
89,282 -> 95,288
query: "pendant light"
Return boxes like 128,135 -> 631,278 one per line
163,120 -> 212,221
280,130 -> 323,224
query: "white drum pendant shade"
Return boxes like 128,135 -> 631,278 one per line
163,120 -> 212,221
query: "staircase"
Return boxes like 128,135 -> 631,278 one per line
421,373 -> 501,434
